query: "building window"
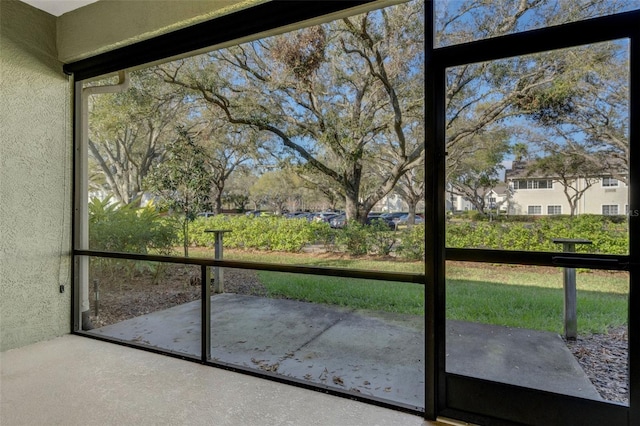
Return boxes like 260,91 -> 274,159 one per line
514,179 -> 553,189
547,205 -> 562,215
602,177 -> 619,187
602,205 -> 619,215
528,205 -> 542,215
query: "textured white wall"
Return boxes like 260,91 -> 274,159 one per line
1,0 -> 72,350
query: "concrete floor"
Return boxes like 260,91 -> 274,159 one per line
91,294 -> 426,409
1,335 -> 432,426
1,291 -> 602,426
88,293 -> 600,410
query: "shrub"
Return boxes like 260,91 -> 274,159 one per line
189,215 -> 330,252
88,197 -> 179,279
367,220 -> 399,256
89,197 -> 178,254
446,215 -> 628,254
396,224 -> 425,260
335,221 -> 371,255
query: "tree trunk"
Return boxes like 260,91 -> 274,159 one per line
345,195 -> 360,223
407,202 -> 417,226
214,192 -> 223,214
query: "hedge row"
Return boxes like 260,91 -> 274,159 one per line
446,215 -> 628,254
188,215 -> 426,260
90,201 -> 628,260
189,215 -> 330,252
189,214 -> 627,256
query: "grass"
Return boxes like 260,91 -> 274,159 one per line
446,263 -> 628,333
191,247 -> 628,334
257,271 -> 425,315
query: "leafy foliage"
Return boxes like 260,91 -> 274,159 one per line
189,215 -> 330,252
447,215 -> 628,254
89,197 -> 177,254
396,224 -> 425,260
145,128 -> 213,256
88,197 -> 178,280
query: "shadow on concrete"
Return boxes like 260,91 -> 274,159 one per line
90,293 -> 601,410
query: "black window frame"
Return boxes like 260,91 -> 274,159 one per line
428,5 -> 639,426
65,1 -> 640,424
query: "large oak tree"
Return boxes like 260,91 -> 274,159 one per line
157,1 -> 424,222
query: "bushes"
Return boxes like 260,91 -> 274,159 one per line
189,215 -> 412,257
89,197 -> 178,254
334,222 -> 370,255
446,215 -> 628,254
192,213 -> 627,258
90,202 -> 627,260
396,224 -> 425,260
88,197 -> 179,280
189,215 -> 330,252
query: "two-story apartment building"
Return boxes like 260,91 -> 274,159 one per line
504,160 -> 628,216
445,183 -> 509,213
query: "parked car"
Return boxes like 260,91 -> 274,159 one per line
197,212 -> 216,218
366,213 -> 396,230
329,213 -> 395,229
394,213 -> 424,227
378,212 -> 408,229
380,211 -> 408,221
329,214 -> 346,228
312,211 -> 339,223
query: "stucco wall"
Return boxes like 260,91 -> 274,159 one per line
509,179 -> 630,216
1,0 -> 72,351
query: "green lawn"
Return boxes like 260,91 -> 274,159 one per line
446,263 -> 628,333
257,271 -> 425,315
193,248 -> 628,334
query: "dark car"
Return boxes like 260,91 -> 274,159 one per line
312,211 -> 339,223
329,214 -> 346,228
366,214 -> 396,230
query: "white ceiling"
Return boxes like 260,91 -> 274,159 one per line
21,0 -> 98,17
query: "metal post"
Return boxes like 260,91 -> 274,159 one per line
552,238 -> 592,340
205,229 -> 231,293
93,279 -> 99,318
201,265 -> 211,361
214,231 -> 224,293
562,242 -> 578,340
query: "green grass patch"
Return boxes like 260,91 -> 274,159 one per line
446,264 -> 628,333
257,271 -> 425,315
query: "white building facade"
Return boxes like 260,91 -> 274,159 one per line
505,162 -> 629,216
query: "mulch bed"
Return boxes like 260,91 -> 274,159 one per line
88,265 -> 267,328
565,326 -> 628,404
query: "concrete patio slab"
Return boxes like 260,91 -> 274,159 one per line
447,320 -> 601,399
90,293 -> 601,410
